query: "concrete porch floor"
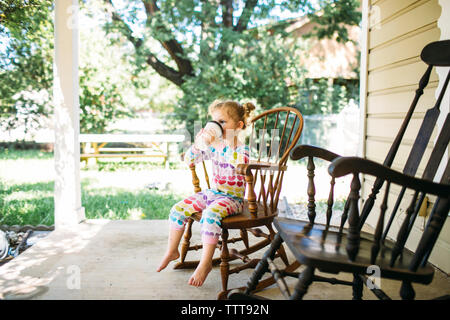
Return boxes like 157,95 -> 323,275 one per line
0,219 -> 448,300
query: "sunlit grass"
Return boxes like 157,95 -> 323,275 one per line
0,148 -> 53,160
0,148 -> 339,227
0,148 -> 184,226
81,186 -> 182,220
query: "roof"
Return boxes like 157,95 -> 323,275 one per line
285,17 -> 361,79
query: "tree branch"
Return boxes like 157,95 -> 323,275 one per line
146,54 -> 185,86
103,0 -> 141,48
103,0 -> 190,86
234,0 -> 258,32
142,0 -> 193,77
221,0 -> 233,28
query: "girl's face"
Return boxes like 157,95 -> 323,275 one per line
211,108 -> 244,141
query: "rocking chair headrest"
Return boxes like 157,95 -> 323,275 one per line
421,39 -> 450,67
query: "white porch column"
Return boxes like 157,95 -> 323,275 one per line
358,0 -> 369,159
53,0 -> 85,228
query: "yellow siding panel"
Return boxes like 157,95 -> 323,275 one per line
369,0 -> 424,29
368,26 -> 440,71
364,139 -> 407,170
369,0 -> 441,49
368,60 -> 439,93
365,139 -> 434,173
366,117 -> 439,142
367,85 -> 438,115
428,221 -> 450,272
362,177 -> 422,206
362,176 -> 437,207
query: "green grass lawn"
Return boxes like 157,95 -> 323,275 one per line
0,147 -> 346,227
0,148 -> 184,226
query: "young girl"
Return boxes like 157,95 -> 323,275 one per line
157,100 -> 256,287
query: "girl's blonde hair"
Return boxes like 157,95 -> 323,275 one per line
208,100 -> 256,129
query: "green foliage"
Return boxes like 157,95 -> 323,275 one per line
0,0 -> 136,133
0,0 -> 54,132
104,0 -> 361,136
79,71 -> 131,133
295,78 -> 359,115
305,0 -> 362,43
0,0 -> 51,27
173,31 -> 305,135
0,146 -> 52,159
1,0 -> 361,136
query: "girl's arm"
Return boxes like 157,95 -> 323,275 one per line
184,145 -> 212,166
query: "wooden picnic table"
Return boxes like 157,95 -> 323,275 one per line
80,134 -> 185,167
36,133 -> 186,167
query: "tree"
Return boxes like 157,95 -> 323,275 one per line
0,0 -> 137,133
0,0 -> 54,132
103,0 -> 361,133
0,0 -> 361,136
105,0 -> 360,86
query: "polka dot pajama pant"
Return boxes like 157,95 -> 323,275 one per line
169,189 -> 243,245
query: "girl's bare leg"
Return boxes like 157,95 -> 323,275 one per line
188,242 -> 215,287
156,227 -> 184,272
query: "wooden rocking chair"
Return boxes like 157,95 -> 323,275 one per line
174,106 -> 304,299
229,40 -> 450,300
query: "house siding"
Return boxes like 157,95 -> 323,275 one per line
362,0 -> 449,273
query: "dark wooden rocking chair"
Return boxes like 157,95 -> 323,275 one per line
173,106 -> 304,299
228,39 -> 450,300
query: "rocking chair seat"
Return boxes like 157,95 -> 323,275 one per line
191,200 -> 278,229
274,217 -> 435,284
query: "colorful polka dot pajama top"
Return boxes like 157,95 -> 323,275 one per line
169,141 -> 250,245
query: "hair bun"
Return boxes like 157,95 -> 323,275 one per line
243,102 -> 256,115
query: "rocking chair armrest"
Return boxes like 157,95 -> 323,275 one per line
328,156 -> 450,198
236,162 -> 287,176
290,144 -> 341,162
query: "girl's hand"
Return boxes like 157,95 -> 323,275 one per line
195,128 -> 216,147
204,128 -> 216,143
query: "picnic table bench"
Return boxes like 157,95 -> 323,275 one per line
80,134 -> 185,167
36,133 -> 186,167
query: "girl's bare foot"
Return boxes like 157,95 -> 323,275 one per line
156,250 -> 180,272
188,262 -> 213,287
